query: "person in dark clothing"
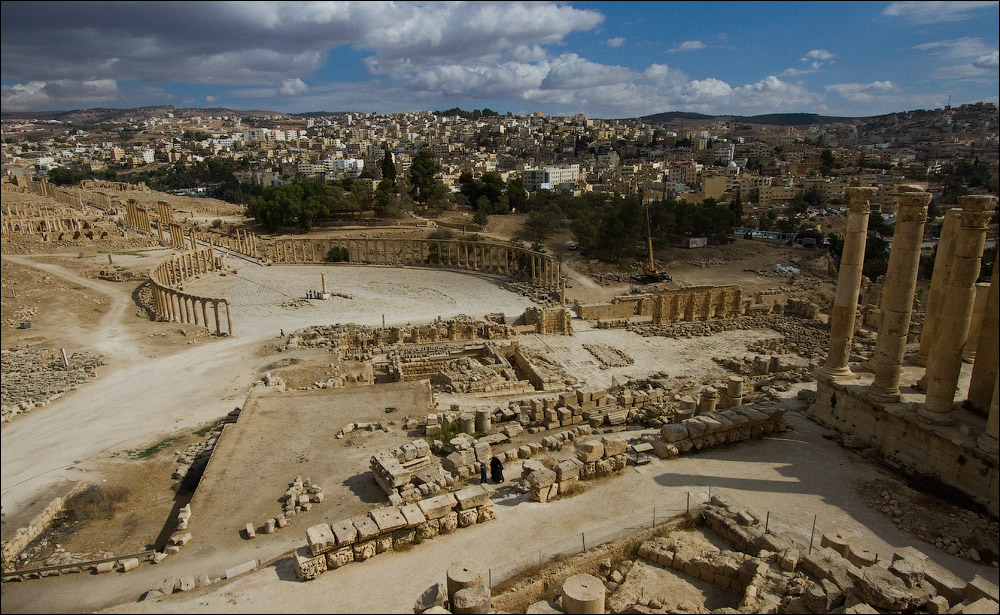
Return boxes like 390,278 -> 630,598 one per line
490,456 -> 504,483
480,463 -> 488,484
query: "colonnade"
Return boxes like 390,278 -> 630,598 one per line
817,190 -> 998,455
651,285 -> 742,324
123,199 -> 153,234
149,245 -> 233,335
270,237 -> 561,289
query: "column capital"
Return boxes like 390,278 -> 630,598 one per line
895,191 -> 931,222
847,187 -> 878,213
957,195 -> 996,229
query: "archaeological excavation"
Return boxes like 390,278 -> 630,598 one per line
1,178 -> 997,615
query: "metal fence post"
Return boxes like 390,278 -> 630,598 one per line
582,533 -> 587,553
808,515 -> 817,554
686,492 -> 690,514
765,511 -> 770,534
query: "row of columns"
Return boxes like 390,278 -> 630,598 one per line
273,238 -> 561,289
157,201 -> 172,244
150,286 -> 233,336
154,246 -> 219,287
818,189 -> 998,454
652,286 -> 742,324
124,199 -> 152,234
0,215 -> 86,236
168,223 -> 187,250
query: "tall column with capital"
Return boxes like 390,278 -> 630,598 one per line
920,195 -> 994,424
818,187 -> 876,382
967,258 -> 999,414
867,190 -> 930,402
912,208 -> 962,366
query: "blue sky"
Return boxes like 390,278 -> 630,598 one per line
2,1 -> 997,118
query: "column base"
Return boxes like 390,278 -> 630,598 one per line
976,433 -> 999,456
815,365 -> 860,384
866,386 -> 901,404
908,353 -> 929,367
917,405 -> 956,426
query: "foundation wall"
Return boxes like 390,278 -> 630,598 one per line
808,379 -> 998,516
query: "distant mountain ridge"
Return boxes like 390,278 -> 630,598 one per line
638,111 -> 866,126
1,105 -> 905,126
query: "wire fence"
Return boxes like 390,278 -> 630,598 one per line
480,483 -> 862,592
484,486 -> 714,590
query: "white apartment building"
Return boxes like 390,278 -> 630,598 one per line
522,165 -> 580,192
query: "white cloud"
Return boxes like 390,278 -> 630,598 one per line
781,67 -> 818,77
973,51 -> 1000,68
279,78 -> 309,96
916,37 -> 996,59
801,49 -> 835,62
882,1 -> 998,23
916,38 -> 999,80
205,95 -> 218,103
826,81 -> 895,102
1,79 -> 119,111
604,37 -> 625,48
668,40 -> 706,53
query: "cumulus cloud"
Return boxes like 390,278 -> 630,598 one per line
801,49 -> 835,61
916,37 -> 996,59
882,1 -> 997,23
279,78 -> 309,96
668,40 -> 706,53
826,81 -> 895,102
604,37 -> 625,47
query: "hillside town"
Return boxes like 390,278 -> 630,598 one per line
3,103 -> 997,230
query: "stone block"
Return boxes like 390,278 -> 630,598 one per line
457,509 -> 479,528
961,598 -> 1000,614
414,582 -> 447,614
820,531 -> 852,558
681,418 -> 706,439
576,439 -> 604,462
439,511 -> 459,533
926,595 -> 949,614
966,575 -> 1000,604
225,559 -> 259,579
351,515 -> 380,541
600,435 -> 627,456
94,561 -> 114,574
454,485 -> 492,510
555,458 -> 584,481
176,576 -> 196,592
326,547 -> 354,569
848,563 -> 922,611
118,557 -> 140,572
893,547 -> 964,604
375,535 -> 393,554
369,507 -> 408,533
453,584 -> 491,614
171,531 -> 193,545
307,523 -> 336,556
418,493 -> 458,520
477,505 -> 495,523
263,519 -> 276,534
417,519 -> 439,540
399,503 -> 426,527
243,523 -> 256,539
330,519 -> 358,546
352,540 -> 376,561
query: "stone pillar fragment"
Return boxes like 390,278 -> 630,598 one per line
819,188 -> 875,381
975,375 -> 998,455
920,195 -> 993,424
867,190 -> 929,403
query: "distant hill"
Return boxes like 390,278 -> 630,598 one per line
639,111 -> 860,126
0,105 -> 290,124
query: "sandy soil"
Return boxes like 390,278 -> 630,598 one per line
2,195 -> 996,614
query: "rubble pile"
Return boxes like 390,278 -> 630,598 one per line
1,347 -> 105,422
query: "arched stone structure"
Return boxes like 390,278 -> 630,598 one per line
148,245 -> 233,336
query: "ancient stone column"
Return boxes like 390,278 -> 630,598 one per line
818,188 -> 875,382
964,282 -> 990,362
225,300 -> 234,336
201,300 -> 209,328
561,574 -> 606,614
912,208 -> 962,366
967,258 -> 999,415
976,374 -> 999,455
867,190 -> 929,403
920,195 -> 993,424
213,299 -> 221,333
446,561 -> 483,605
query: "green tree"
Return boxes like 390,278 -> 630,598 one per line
380,150 -> 396,183
508,177 -> 528,213
408,150 -> 441,204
